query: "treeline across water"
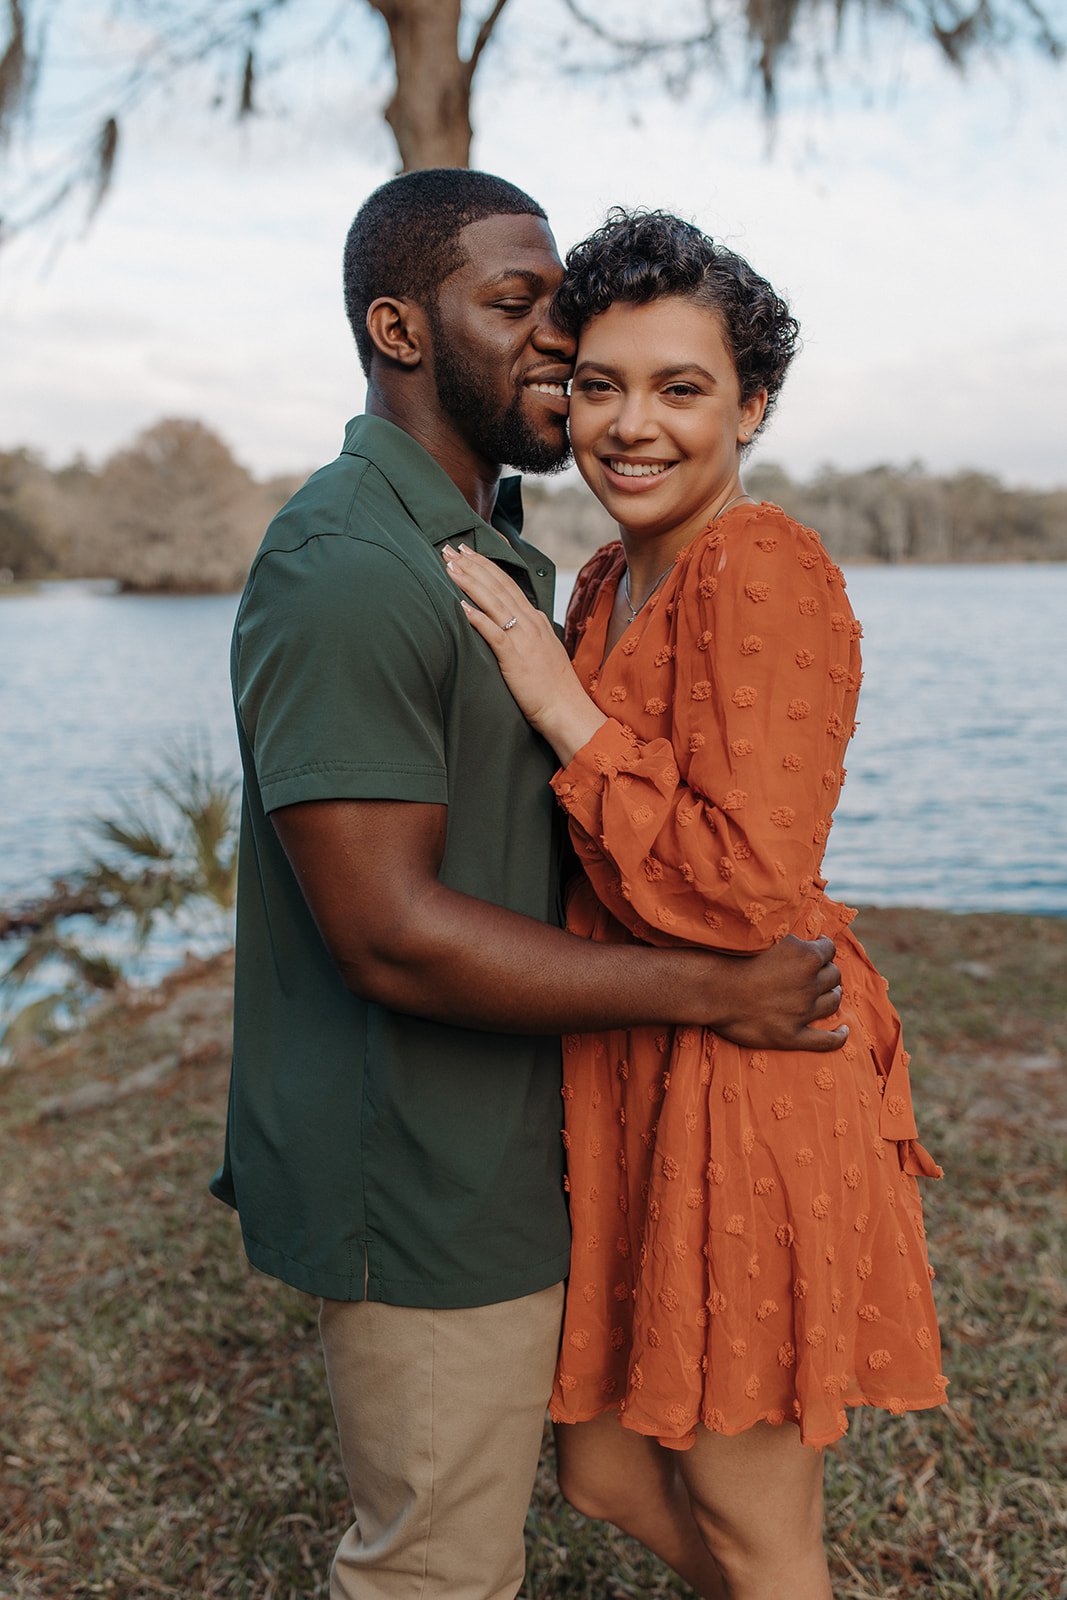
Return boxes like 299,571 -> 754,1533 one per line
3,418 -> 1065,594
526,460 -> 1067,570
0,420 -> 300,593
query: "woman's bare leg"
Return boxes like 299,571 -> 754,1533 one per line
677,1422 -> 832,1600
554,1414 -> 727,1598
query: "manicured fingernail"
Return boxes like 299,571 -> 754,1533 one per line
442,544 -> 458,558
458,542 -> 473,554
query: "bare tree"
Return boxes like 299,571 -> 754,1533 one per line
0,0 -> 1060,241
367,0 -> 510,168
85,418 -> 267,592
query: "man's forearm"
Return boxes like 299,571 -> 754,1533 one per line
343,878 -> 773,1036
273,797 -> 844,1051
342,876 -> 731,1030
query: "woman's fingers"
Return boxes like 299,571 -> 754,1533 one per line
445,553 -> 520,625
458,600 -> 504,655
441,543 -> 606,762
442,543 -> 532,632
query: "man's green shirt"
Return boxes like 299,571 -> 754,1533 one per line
210,416 -> 570,1307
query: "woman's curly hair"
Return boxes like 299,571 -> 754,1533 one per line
554,208 -> 800,437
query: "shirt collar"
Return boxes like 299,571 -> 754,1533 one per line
340,414 -> 554,611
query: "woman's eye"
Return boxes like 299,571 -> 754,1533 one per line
578,379 -> 615,395
664,383 -> 699,398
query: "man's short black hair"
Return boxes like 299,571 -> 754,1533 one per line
343,169 -> 548,375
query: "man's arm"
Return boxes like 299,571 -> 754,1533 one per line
272,798 -> 847,1052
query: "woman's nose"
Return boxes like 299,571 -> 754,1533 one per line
609,397 -> 657,444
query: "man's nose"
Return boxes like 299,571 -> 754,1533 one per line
532,308 -> 576,360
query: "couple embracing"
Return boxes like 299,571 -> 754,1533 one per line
212,168 -> 945,1600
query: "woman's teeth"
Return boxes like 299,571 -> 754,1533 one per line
609,460 -> 671,477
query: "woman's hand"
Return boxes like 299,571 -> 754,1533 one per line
443,543 -> 607,766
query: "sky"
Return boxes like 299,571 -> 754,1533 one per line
0,0 -> 1064,489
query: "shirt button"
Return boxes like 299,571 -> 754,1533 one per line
536,566 -> 549,578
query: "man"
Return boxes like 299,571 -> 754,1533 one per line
211,168 -> 845,1600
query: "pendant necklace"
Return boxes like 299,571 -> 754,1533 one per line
621,492 -> 754,623
621,559 -> 675,624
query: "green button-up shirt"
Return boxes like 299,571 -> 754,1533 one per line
211,415 -> 570,1307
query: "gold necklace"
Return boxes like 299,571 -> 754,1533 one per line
621,492 -> 754,623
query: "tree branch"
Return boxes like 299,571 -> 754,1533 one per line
2,0 -> 1062,242
557,0 -> 1060,101
465,0 -> 512,78
1014,0 -> 1064,55
0,0 -> 27,141
87,113 -> 118,221
557,0 -> 720,56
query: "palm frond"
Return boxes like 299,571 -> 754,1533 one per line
53,938 -> 122,991
2,928 -> 58,986
1,988 -> 73,1049
93,811 -> 173,861
2,737 -> 239,1045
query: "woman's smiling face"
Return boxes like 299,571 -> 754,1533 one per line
568,295 -> 768,546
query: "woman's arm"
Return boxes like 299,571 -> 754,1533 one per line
444,513 -> 860,952
556,518 -> 861,949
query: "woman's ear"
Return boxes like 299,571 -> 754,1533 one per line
738,387 -> 768,445
366,296 -> 425,368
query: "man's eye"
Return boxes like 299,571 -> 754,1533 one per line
495,301 -> 531,314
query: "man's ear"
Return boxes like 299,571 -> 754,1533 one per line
366,296 -> 425,368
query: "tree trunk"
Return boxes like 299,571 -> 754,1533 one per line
367,0 -> 476,170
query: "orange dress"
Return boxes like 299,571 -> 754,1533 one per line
548,502 -> 947,1450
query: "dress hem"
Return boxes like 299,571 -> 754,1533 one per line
549,1387 -> 950,1452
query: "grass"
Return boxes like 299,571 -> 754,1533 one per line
1,908 -> 1064,1598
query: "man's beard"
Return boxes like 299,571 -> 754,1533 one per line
429,310 -> 571,476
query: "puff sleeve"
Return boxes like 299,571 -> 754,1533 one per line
551,513 -> 862,951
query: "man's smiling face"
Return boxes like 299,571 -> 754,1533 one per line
428,213 -> 575,475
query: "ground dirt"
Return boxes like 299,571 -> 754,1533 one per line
1,908 -> 1064,1598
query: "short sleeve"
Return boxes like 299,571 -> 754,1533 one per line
234,535 -> 453,812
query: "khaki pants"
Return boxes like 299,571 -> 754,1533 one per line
319,1281 -> 564,1599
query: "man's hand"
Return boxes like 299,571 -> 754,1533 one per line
709,935 -> 847,1053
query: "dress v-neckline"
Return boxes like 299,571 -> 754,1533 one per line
589,555 -> 680,676
581,502 -> 761,678
594,563 -> 628,675
586,557 -> 639,677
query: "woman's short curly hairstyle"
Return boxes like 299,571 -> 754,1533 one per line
554,208 -> 800,436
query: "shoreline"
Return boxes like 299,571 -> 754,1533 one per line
1,553 -> 1066,603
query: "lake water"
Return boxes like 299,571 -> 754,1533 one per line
2,567 -> 1065,951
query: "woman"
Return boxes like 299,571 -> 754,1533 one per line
443,210 -> 946,1599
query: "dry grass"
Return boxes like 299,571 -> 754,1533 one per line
1,909 -> 1064,1599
